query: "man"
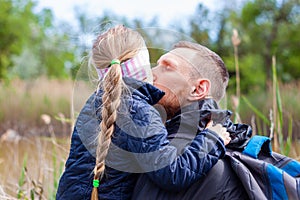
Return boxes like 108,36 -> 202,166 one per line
132,41 -> 252,199
57,33 -> 234,200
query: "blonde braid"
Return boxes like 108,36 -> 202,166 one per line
91,62 -> 122,200
89,25 -> 147,200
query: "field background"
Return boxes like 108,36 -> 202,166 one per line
1,78 -> 299,199
1,0 -> 300,199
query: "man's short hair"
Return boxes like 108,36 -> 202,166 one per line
173,41 -> 229,102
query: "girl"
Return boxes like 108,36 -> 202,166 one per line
56,25 -> 228,200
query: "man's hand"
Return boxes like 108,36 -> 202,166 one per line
206,120 -> 231,146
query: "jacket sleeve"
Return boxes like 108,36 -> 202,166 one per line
129,107 -> 226,192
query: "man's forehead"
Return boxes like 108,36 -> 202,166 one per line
169,48 -> 198,63
166,48 -> 200,70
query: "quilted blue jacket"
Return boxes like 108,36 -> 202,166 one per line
56,78 -> 226,200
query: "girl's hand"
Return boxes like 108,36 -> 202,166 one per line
206,120 -> 231,146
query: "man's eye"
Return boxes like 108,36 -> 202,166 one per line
165,65 -> 172,70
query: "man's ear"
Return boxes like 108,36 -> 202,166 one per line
188,79 -> 210,101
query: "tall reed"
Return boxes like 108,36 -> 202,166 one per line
230,29 -> 296,157
231,29 -> 241,123
241,56 -> 294,156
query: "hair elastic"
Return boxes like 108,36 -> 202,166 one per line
110,59 -> 120,65
93,179 -> 100,188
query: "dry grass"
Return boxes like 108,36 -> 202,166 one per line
0,78 -> 95,199
0,136 -> 70,200
237,82 -> 300,138
0,77 -> 73,136
0,78 -> 299,199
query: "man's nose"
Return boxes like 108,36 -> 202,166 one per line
151,66 -> 159,81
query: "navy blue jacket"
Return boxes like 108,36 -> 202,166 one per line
56,78 -> 226,200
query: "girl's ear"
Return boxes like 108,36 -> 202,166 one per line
188,79 -> 211,101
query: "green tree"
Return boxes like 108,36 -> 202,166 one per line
186,4 -> 211,46
206,0 -> 300,93
11,15 -> 76,79
238,0 -> 300,84
0,0 -> 37,80
0,0 -> 76,80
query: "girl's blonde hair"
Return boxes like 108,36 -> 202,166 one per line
89,25 -> 146,200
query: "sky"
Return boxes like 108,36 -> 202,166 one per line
35,0 -> 219,27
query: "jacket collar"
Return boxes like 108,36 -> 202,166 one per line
165,98 -> 252,150
166,98 -> 232,132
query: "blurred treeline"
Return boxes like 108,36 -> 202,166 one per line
1,0 -> 300,94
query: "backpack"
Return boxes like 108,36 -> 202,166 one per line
226,135 -> 300,200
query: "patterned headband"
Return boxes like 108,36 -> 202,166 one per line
96,49 -> 150,81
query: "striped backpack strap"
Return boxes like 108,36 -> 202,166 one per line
240,135 -> 300,199
242,135 -> 300,177
272,152 -> 300,177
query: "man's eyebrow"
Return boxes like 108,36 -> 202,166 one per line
166,59 -> 178,68
158,57 -> 177,68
